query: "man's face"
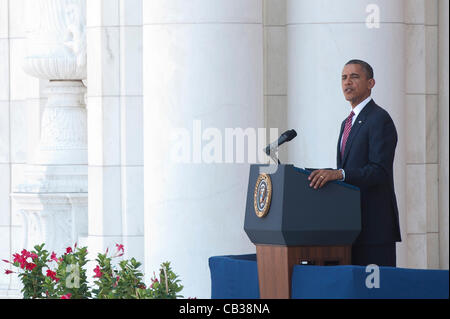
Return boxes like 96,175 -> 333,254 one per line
341,64 -> 375,107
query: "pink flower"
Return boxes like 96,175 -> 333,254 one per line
61,293 -> 72,299
93,265 -> 103,278
66,247 -> 73,254
29,253 -> 38,261
5,270 -> 13,275
2,259 -> 10,264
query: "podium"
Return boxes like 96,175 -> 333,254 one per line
244,164 -> 361,299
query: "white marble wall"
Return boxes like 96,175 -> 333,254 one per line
285,0 -> 409,266
405,0 -> 440,269
83,0 -> 144,263
0,0 -> 13,295
142,0 -> 263,298
264,0 -> 288,162
0,0 -> 44,297
438,0 -> 449,270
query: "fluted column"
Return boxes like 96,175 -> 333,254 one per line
286,0 -> 407,266
143,0 -> 263,298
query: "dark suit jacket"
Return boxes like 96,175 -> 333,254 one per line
337,99 -> 401,245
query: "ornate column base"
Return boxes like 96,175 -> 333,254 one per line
10,78 -> 88,255
14,165 -> 87,193
11,193 -> 87,255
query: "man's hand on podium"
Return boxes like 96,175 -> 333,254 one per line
308,169 -> 343,189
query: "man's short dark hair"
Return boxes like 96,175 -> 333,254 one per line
345,59 -> 374,79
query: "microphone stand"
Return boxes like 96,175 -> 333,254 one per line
267,147 -> 281,165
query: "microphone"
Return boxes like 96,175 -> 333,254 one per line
264,129 -> 297,155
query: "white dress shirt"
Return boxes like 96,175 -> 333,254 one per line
340,95 -> 372,150
339,96 -> 372,181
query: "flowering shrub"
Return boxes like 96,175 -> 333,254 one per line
3,244 -> 48,299
145,262 -> 184,299
3,243 -> 183,299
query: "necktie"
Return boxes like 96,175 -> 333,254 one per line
341,111 -> 354,160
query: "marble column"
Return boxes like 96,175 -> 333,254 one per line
82,0 -> 144,264
143,0 -> 263,298
0,0 -> 45,298
263,0 -> 288,162
285,0 -> 407,266
438,0 -> 449,270
405,0 -> 439,269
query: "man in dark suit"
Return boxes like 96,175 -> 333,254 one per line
308,59 -> 401,267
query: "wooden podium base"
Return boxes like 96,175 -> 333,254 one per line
256,244 -> 352,299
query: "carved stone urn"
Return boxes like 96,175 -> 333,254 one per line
11,0 -> 88,255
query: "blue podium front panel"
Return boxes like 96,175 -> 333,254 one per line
291,265 -> 449,299
209,255 -> 449,299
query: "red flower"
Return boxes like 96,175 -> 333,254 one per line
9,249 -> 39,271
61,293 -> 72,299
5,270 -> 13,275
46,269 -> 60,282
25,263 -> 37,271
93,265 -> 103,278
2,259 -> 10,264
115,244 -> 124,257
150,276 -> 159,288
12,253 -> 20,262
113,276 -> 120,288
66,247 -> 73,254
13,253 -> 25,266
49,252 -> 59,263
21,249 -> 31,259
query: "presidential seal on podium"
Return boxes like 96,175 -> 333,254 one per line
254,174 -> 272,218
